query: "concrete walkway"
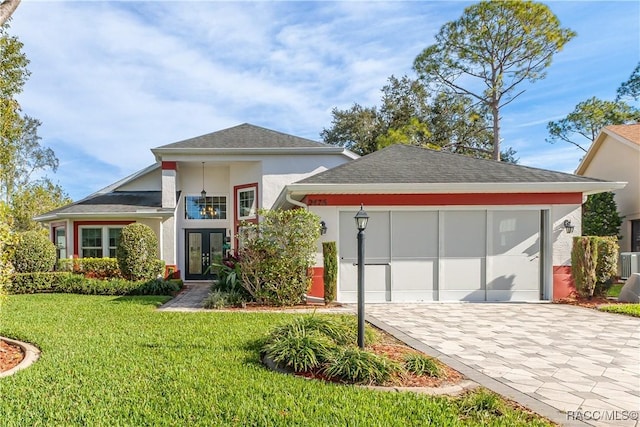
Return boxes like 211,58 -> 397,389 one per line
158,283 -> 211,311
365,303 -> 640,427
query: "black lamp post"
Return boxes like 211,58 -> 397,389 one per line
354,204 -> 369,349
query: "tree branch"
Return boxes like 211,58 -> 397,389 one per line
0,0 -> 20,25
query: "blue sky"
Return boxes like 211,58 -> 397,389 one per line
9,1 -> 640,201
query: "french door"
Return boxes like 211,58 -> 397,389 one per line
185,229 -> 225,280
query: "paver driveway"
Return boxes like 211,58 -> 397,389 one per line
365,303 -> 640,427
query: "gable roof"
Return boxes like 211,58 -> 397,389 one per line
274,145 -> 625,209
299,144 -> 607,185
576,123 -> 640,175
33,191 -> 176,221
156,123 -> 327,149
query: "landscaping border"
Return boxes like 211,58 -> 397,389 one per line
0,337 -> 40,378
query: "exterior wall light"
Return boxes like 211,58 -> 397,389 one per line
320,220 -> 328,235
563,219 -> 575,234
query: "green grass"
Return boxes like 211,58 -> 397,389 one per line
598,303 -> 640,317
607,283 -> 623,298
0,294 -> 552,426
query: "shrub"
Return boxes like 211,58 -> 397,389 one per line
0,221 -> 15,309
203,289 -> 247,309
57,257 -> 121,279
211,255 -> 251,298
572,236 -> 619,298
321,347 -> 398,385
404,353 -> 444,378
238,209 -> 320,306
262,322 -> 336,372
12,230 -> 56,273
116,223 -> 162,281
8,272 -> 80,293
582,192 -> 623,237
322,242 -> 337,304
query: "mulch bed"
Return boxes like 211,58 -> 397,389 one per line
554,294 -> 626,309
0,340 -> 24,373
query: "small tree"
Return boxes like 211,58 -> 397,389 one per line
238,209 -> 320,306
116,223 -> 162,281
582,192 -> 623,237
322,242 -> 337,304
11,230 -> 56,273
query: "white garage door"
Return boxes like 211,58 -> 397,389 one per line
338,209 -> 541,302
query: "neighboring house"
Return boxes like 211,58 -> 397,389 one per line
576,124 -> 640,252
37,123 -> 623,302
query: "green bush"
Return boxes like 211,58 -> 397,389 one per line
238,209 -> 320,306
404,353 -> 444,378
12,230 -> 56,273
582,192 -> 623,237
116,223 -> 162,281
571,236 -> 619,298
321,347 -> 398,385
203,289 -> 247,309
262,323 -> 336,372
57,257 -> 121,279
0,220 -> 15,308
8,272 -> 181,296
322,242 -> 337,304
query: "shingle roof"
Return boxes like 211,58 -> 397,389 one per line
155,123 -> 326,149
40,191 -> 164,216
298,144 -> 606,184
606,124 -> 640,146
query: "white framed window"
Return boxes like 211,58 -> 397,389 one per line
185,195 -> 227,220
80,227 -> 123,258
237,187 -> 257,220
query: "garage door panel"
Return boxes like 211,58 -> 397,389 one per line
339,263 -> 389,302
489,211 -> 540,256
391,260 -> 436,291
339,211 -> 390,263
440,258 -> 485,290
487,256 -> 539,291
442,211 -> 486,257
391,211 -> 438,258
439,290 -> 486,302
486,290 -> 540,302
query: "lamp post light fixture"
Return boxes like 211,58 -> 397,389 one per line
354,204 -> 369,349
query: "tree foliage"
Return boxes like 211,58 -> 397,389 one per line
0,24 -> 68,231
582,192 -> 624,238
571,236 -> 618,298
617,62 -> 640,102
238,209 -> 320,306
546,97 -> 639,152
321,75 -> 516,161
413,0 -> 575,160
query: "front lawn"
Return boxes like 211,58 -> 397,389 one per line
598,303 -> 640,317
0,294 -> 551,426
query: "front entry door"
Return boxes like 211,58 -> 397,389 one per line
185,229 -> 225,280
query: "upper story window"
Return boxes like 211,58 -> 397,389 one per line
185,195 -> 227,220
80,227 -> 122,258
238,187 -> 257,220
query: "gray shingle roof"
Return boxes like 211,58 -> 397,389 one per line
156,123 -> 326,149
298,144 -> 607,184
42,191 -> 164,216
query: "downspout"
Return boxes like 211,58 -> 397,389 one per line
286,192 -> 308,210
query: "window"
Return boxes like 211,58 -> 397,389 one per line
54,226 -> 66,260
238,188 -> 256,219
80,227 -> 123,258
185,196 -> 227,220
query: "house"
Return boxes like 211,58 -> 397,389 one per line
576,124 -> 640,252
36,123 -> 624,301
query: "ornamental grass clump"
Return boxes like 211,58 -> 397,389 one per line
262,322 -> 336,372
404,353 -> 444,378
321,347 -> 398,385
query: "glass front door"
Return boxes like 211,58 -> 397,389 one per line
185,229 -> 225,280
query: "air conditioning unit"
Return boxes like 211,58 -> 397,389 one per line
619,252 -> 640,279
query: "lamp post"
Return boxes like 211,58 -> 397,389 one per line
354,204 -> 369,349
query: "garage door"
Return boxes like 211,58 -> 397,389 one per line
338,209 -> 541,302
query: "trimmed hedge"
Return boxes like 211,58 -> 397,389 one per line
571,236 -> 619,298
8,272 -> 182,296
117,223 -> 162,281
57,257 -> 122,279
322,242 -> 337,304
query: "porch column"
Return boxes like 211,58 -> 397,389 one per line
162,161 -> 177,209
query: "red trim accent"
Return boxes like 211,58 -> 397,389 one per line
303,193 -> 583,206
553,265 -> 576,300
73,220 -> 134,257
308,267 -> 324,299
233,183 -> 259,250
161,161 -> 177,170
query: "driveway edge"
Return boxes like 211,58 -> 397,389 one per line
366,315 -> 590,427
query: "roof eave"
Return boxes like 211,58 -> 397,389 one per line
151,146 -> 356,161
34,210 -> 174,223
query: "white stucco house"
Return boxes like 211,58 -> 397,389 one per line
576,124 -> 640,253
36,123 -> 624,302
